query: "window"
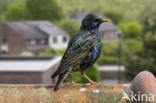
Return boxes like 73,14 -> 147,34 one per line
39,39 -> 45,44
27,39 -> 36,45
63,36 -> 67,42
1,38 -> 9,53
53,37 -> 57,43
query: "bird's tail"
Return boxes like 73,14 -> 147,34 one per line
53,74 -> 66,91
51,66 -> 64,79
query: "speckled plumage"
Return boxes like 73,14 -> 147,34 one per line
52,13 -> 111,91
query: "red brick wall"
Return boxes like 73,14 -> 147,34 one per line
0,23 -> 28,54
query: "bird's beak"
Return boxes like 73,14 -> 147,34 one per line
102,19 -> 112,22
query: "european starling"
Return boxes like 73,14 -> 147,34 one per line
52,13 -> 111,91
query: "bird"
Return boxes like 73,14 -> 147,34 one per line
51,13 -> 111,91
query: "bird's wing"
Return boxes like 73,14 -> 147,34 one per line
61,31 -> 96,64
52,31 -> 96,77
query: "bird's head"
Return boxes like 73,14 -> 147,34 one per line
80,13 -> 111,30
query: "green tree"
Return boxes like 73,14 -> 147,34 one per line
103,9 -> 124,24
139,0 -> 156,33
57,19 -> 80,38
26,0 -> 64,22
0,14 -> 5,22
124,32 -> 156,80
118,22 -> 142,38
4,0 -> 27,21
0,0 -> 18,14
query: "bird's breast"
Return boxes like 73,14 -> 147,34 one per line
90,30 -> 101,60
91,42 -> 101,60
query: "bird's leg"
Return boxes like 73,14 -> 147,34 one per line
82,73 -> 100,85
69,75 -> 75,85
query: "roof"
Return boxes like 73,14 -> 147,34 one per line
0,56 -> 61,72
5,21 -> 47,39
25,21 -> 68,36
31,21 -> 68,36
71,12 -> 120,32
4,21 -> 68,40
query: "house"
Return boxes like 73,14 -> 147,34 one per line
0,20 -> 69,54
71,11 -> 122,43
0,56 -> 61,84
28,21 -> 69,50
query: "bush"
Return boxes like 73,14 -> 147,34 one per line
121,39 -> 143,60
39,48 -> 53,56
97,56 -> 118,65
0,14 -> 5,22
39,48 -> 65,56
64,65 -> 100,84
118,22 -> 142,38
124,32 -> 156,81
97,39 -> 143,65
97,42 -> 119,64
53,49 -> 65,56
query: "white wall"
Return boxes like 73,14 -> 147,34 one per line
49,35 -> 69,50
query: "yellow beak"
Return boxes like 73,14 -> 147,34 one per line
102,19 -> 112,22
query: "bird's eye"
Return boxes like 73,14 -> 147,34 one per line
94,19 -> 99,22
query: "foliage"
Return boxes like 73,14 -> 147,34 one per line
57,0 -> 156,22
139,0 -> 156,33
124,32 -> 156,80
97,56 -> 118,65
64,65 -> 100,84
118,22 -> 142,38
121,39 -> 143,57
1,0 -> 64,22
1,0 -> 156,23
97,42 -> 119,64
39,48 -> 53,56
0,14 -> 6,23
0,0 -> 18,14
4,0 -> 27,21
39,48 -> 65,56
26,0 -> 64,22
97,39 -> 143,65
103,9 -> 124,24
57,19 -> 80,38
53,49 -> 65,56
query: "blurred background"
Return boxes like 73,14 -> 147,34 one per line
0,0 -> 155,85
